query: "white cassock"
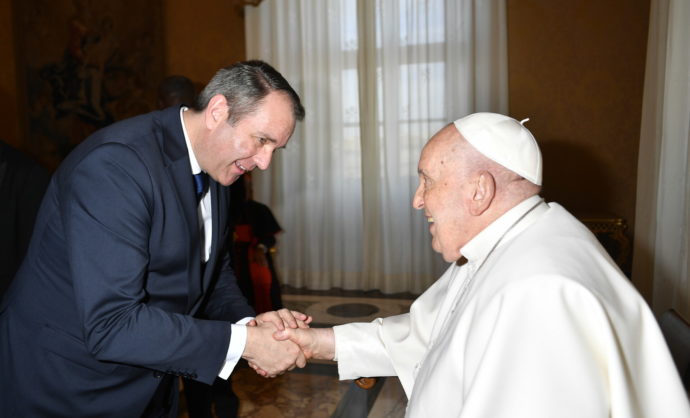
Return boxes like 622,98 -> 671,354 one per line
334,195 -> 690,417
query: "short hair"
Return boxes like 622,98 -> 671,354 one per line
453,132 -> 542,197
157,75 -> 196,108
195,60 -> 305,125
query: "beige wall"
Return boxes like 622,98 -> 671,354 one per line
507,0 -> 650,266
164,0 -> 247,87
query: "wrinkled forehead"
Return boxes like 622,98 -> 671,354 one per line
418,125 -> 462,171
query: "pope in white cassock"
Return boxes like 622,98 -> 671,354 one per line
271,113 -> 690,417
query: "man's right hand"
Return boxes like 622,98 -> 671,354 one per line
242,321 -> 306,377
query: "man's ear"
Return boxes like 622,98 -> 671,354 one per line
204,94 -> 228,129
469,171 -> 495,216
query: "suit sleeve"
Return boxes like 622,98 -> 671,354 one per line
63,143 -> 229,384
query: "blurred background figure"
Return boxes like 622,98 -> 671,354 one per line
229,172 -> 284,314
0,140 -> 51,297
157,74 -> 196,108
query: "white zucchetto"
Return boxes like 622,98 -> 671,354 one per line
453,113 -> 543,186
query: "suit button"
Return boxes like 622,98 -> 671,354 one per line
153,371 -> 163,378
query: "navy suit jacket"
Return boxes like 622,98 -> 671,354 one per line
0,106 -> 255,417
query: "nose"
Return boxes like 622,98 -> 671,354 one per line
254,147 -> 273,170
412,183 -> 424,210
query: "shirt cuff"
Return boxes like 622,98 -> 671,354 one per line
217,317 -> 254,379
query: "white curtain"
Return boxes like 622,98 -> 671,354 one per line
633,0 -> 690,318
245,0 -> 507,294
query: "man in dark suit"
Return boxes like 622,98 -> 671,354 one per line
0,60 -> 308,417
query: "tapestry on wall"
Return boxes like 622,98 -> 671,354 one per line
16,0 -> 164,170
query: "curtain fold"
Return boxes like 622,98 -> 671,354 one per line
633,0 -> 690,318
245,0 -> 507,293
357,0 -> 383,291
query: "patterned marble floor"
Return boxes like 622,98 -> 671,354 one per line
177,290 -> 414,417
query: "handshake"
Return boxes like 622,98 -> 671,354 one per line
241,309 -> 335,378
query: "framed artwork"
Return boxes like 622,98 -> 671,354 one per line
15,0 -> 164,170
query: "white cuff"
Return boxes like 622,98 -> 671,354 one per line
217,317 -> 254,379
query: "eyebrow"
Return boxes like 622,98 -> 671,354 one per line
256,132 -> 287,150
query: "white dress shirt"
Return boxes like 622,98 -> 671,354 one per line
180,107 -> 250,379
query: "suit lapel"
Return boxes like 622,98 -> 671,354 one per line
169,159 -> 204,312
156,107 -> 205,312
205,181 -> 223,286
189,180 -> 224,313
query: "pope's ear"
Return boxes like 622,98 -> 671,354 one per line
469,171 -> 495,216
204,94 -> 228,128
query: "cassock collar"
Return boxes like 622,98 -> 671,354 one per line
460,194 -> 548,274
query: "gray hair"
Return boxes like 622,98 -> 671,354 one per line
195,60 -> 305,125
452,129 -> 542,197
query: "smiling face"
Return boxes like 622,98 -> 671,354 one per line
196,91 -> 296,186
412,125 -> 476,262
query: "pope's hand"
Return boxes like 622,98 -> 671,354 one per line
273,327 -> 336,362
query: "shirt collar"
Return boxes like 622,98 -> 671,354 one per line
460,194 -> 546,268
180,106 -> 202,175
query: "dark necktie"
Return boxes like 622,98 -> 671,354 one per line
193,172 -> 209,203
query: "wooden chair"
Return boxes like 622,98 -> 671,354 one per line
579,216 -> 630,273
